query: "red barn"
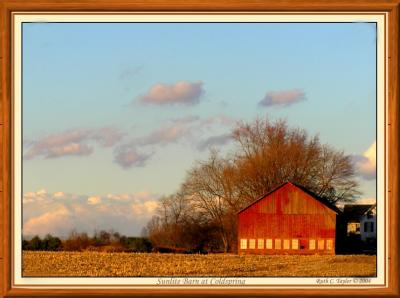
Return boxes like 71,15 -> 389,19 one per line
237,182 -> 341,255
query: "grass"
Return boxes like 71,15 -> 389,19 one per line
22,251 -> 376,277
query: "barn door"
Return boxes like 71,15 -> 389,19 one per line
300,239 -> 307,250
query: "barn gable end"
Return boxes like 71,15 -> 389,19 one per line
238,182 -> 339,216
237,182 -> 339,255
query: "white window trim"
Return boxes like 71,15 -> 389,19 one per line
249,239 -> 256,249
309,239 -> 315,250
327,239 -> 333,250
257,238 -> 264,249
292,239 -> 299,250
318,239 -> 325,250
283,239 -> 290,250
275,239 -> 281,249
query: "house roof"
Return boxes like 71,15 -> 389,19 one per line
342,204 -> 376,221
237,181 -> 342,215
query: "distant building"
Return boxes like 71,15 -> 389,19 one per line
237,182 -> 342,255
343,204 -> 376,244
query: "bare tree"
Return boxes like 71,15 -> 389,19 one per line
146,191 -> 198,249
182,151 -> 240,252
232,118 -> 360,204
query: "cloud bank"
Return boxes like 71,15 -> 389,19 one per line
113,115 -> 235,168
112,117 -> 199,168
23,189 -> 160,237
259,89 -> 306,107
138,81 -> 204,106
354,141 -> 376,180
24,115 -> 236,169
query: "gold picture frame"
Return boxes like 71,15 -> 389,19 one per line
0,0 -> 399,296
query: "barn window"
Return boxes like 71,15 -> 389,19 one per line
240,239 -> 247,249
266,239 -> 273,249
327,239 -> 333,250
309,239 -> 315,250
257,239 -> 264,249
275,239 -> 281,249
292,239 -> 299,250
249,239 -> 256,249
318,239 -> 324,250
283,239 -> 290,249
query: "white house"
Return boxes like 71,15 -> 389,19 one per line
343,204 -> 376,244
359,205 -> 376,243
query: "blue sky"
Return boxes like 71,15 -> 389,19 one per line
22,22 -> 377,237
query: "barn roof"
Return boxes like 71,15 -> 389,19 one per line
342,204 -> 375,221
237,181 -> 342,214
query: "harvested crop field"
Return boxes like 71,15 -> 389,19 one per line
23,251 -> 376,277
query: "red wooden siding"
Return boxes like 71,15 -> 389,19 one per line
237,182 -> 337,255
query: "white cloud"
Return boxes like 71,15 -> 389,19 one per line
131,200 -> 160,216
196,133 -> 233,151
356,197 -> 376,205
49,143 -> 93,158
138,81 -> 204,106
355,141 -> 376,180
134,191 -> 154,202
23,190 -> 160,237
36,189 -> 47,196
144,200 -> 159,212
23,206 -> 74,237
139,116 -> 199,146
259,89 -> 306,107
87,196 -> 102,205
54,191 -> 66,198
91,127 -> 125,147
199,114 -> 237,128
113,147 -> 152,169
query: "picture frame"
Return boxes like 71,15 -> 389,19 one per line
0,0 -> 399,297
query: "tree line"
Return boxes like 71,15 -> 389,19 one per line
23,230 -> 152,252
144,118 -> 360,253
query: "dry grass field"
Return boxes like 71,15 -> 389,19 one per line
22,251 -> 376,277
